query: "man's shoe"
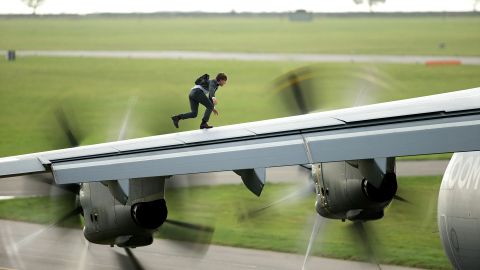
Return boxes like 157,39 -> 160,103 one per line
200,122 -> 213,129
171,115 -> 180,128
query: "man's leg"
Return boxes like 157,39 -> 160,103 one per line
202,107 -> 213,124
179,95 -> 200,119
172,91 -> 200,128
194,92 -> 214,123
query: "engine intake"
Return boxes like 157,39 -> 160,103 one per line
362,172 -> 397,202
131,199 -> 168,230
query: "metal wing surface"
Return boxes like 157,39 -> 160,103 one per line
1,87 -> 480,184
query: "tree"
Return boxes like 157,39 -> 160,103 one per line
22,0 -> 45,15
353,0 -> 386,13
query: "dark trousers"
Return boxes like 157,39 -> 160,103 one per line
178,88 -> 214,123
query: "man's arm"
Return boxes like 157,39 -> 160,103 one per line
208,80 -> 219,113
208,80 -> 217,101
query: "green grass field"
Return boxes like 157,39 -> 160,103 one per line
0,16 -> 480,55
0,176 -> 449,269
1,56 -> 479,157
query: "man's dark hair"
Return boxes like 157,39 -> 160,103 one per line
216,73 -> 227,81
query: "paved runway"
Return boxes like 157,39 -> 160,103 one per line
0,220 -> 424,270
2,50 -> 480,65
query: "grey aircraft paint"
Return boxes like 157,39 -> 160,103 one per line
439,152 -> 480,269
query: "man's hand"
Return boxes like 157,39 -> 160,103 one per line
212,97 -> 218,105
213,108 -> 219,116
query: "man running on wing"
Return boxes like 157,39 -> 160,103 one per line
172,73 -> 227,129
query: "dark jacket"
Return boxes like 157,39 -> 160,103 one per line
193,79 -> 219,100
207,79 -> 220,99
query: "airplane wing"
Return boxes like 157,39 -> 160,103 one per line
1,87 -> 480,187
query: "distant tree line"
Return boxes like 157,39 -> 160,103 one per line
353,0 -> 386,13
352,0 -> 480,13
22,0 -> 45,14
15,0 -> 480,15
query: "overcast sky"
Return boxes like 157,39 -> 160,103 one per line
0,0 -> 478,14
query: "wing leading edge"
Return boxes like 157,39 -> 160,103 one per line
1,87 -> 480,184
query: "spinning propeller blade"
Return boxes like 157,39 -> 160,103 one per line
238,182 -> 314,222
165,219 -> 214,233
351,221 -> 382,270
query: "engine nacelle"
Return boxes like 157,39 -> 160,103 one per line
313,159 -> 397,221
79,181 -> 166,248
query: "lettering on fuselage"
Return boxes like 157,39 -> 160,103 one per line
443,152 -> 480,190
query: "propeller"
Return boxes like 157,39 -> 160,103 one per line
157,176 -> 216,254
274,64 -> 396,116
234,163 -> 322,268
48,107 -> 83,227
117,97 -> 138,141
350,221 -> 382,270
235,153 -> 408,269
273,66 -> 318,115
237,164 -> 315,222
164,219 -> 214,233
0,106 -> 85,270
347,65 -> 395,107
302,212 -> 328,270
115,247 -> 146,270
160,218 -> 215,256
53,107 -> 84,147
238,181 -> 314,222
393,194 -> 410,203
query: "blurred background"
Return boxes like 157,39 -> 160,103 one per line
0,1 -> 480,269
